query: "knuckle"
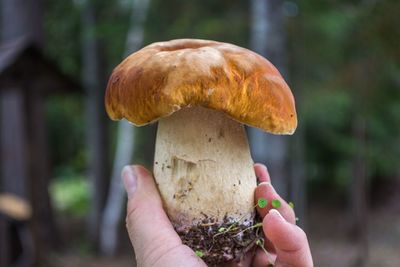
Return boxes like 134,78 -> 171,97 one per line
297,227 -> 308,243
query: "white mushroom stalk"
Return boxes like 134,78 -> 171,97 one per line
155,106 -> 256,226
154,106 -> 257,263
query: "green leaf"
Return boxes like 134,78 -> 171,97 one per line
271,199 -> 281,209
195,250 -> 204,257
218,227 -> 226,233
257,198 -> 268,208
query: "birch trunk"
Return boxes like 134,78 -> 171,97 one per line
99,0 -> 151,256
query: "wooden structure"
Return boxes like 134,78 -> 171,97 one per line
0,37 -> 81,266
0,193 -> 33,267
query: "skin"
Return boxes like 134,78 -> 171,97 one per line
122,163 -> 313,267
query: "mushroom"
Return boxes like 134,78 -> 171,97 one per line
105,39 -> 297,265
0,193 -> 32,221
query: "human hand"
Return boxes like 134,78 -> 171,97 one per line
241,163 -> 313,267
122,164 -> 312,267
122,165 -> 206,267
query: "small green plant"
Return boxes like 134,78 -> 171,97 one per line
214,222 -> 239,239
271,199 -> 281,209
215,197 -> 268,238
195,250 -> 204,257
257,197 -> 268,208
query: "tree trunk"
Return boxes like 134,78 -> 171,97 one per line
350,114 -> 368,266
81,0 -> 110,247
248,0 -> 289,198
99,121 -> 135,256
99,0 -> 151,256
289,127 -> 307,228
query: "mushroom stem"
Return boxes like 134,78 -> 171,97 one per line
154,106 -> 257,264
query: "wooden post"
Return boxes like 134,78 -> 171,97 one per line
26,90 -> 59,250
0,88 -> 30,265
0,216 -> 10,266
0,89 -> 29,198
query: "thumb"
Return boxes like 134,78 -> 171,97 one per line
122,165 -> 182,264
263,209 -> 313,267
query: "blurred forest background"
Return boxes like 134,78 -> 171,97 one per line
0,0 -> 399,267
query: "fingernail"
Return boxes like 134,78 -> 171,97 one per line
255,163 -> 269,173
259,181 -> 271,187
269,209 -> 285,221
122,166 -> 137,198
262,164 -> 268,172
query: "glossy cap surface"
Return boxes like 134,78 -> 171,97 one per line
105,39 -> 297,134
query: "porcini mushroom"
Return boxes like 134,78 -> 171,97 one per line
105,39 -> 297,265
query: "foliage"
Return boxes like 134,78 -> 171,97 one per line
42,0 -> 400,206
45,95 -> 87,174
289,0 -> 400,199
50,174 -> 89,216
149,0 -> 249,44
44,0 -> 82,77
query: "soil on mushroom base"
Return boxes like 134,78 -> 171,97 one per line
175,215 -> 261,266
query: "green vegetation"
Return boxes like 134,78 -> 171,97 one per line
43,0 -> 400,215
271,199 -> 282,209
195,250 -> 204,258
50,175 -> 89,216
258,197 -> 268,208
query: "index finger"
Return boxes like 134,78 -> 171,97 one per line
254,163 -> 270,183
253,165 -> 296,224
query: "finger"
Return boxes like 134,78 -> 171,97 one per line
254,163 -> 270,183
252,248 -> 276,267
255,182 -> 296,224
221,250 -> 254,267
264,209 -> 313,267
123,165 -> 183,264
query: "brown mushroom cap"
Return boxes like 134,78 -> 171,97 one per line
105,39 -> 297,134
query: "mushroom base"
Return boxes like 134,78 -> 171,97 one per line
175,215 -> 260,266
